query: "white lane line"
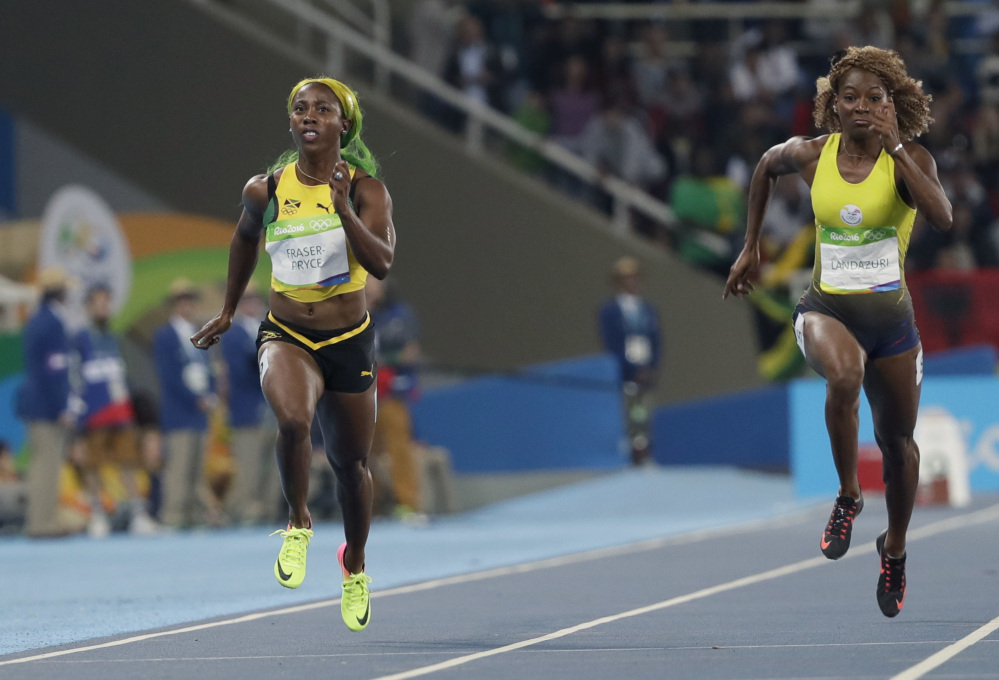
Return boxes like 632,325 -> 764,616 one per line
49,652 -> 451,663
0,506 -> 819,667
0,600 -> 336,667
368,502 -> 999,680
39,639 -> 999,665
528,641 -> 999,652
369,556 -> 831,680
889,615 -> 999,680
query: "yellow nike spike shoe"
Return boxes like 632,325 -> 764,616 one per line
338,542 -> 372,631
271,526 -> 314,589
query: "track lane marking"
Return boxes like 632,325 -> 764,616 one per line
0,507 -> 819,667
369,502 -> 999,680
32,639 -> 999,665
5,502 -> 999,673
889,614 -> 999,680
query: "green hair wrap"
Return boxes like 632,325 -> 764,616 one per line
270,76 -> 379,178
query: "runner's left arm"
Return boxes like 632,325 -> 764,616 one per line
328,161 -> 395,279
891,143 -> 953,232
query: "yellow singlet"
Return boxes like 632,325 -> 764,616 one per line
262,163 -> 368,302
810,133 -> 916,298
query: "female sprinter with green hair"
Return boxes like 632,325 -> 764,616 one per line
193,76 -> 395,632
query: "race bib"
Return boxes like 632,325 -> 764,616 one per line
818,225 -> 900,294
625,335 -> 653,366
182,363 -> 209,394
266,216 -> 350,288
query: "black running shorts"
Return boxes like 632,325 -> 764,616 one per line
256,312 -> 376,393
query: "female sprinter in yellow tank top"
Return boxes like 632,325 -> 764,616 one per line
192,76 -> 394,632
723,47 -> 952,618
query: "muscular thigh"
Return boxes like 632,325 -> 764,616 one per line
796,311 -> 866,381
863,344 -> 923,437
258,341 -> 324,417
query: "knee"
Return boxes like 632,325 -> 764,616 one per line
878,434 -> 919,469
274,413 -> 313,447
331,456 -> 369,486
825,365 -> 864,404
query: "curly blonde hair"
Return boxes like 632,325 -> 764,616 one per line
813,46 -> 933,140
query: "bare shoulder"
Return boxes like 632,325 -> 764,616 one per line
353,171 -> 390,206
783,135 -> 827,163
241,172 -> 271,214
761,135 -> 826,176
900,141 -> 934,166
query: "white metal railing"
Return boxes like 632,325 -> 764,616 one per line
316,0 -> 391,92
193,0 -> 676,234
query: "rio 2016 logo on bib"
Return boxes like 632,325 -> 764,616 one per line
840,204 -> 863,226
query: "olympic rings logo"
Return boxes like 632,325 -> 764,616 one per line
864,229 -> 888,241
309,218 -> 335,231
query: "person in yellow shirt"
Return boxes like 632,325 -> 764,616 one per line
193,76 -> 394,632
724,47 -> 952,618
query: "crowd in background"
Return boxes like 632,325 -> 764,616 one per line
408,0 -> 999,277
6,271 -> 432,538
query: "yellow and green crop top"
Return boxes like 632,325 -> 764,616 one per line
262,163 -> 368,303
810,133 -> 916,297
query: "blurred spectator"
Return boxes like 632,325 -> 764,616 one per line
409,0 -> 460,118
508,87 -> 551,174
912,162 -> 999,270
74,284 -> 157,537
17,267 -> 79,537
533,16 -> 602,90
153,278 -> 218,528
549,55 -> 600,156
598,257 -> 662,467
366,276 -> 425,519
803,0 -> 854,53
580,96 -> 667,211
952,164 -> 999,268
592,33 -> 637,108
729,22 -> 801,137
669,143 -> 746,277
220,283 -> 280,525
972,33 -> 999,195
466,0 -> 541,112
443,13 -> 504,130
975,0 -> 999,38
852,3 -> 896,50
410,0 -> 459,79
631,23 -> 680,114
660,68 -> 705,147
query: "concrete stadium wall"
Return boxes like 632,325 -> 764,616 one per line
0,0 -> 763,404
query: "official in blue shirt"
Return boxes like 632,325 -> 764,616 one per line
17,267 -> 78,537
598,257 -> 662,466
153,279 -> 218,527
221,285 -> 279,524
